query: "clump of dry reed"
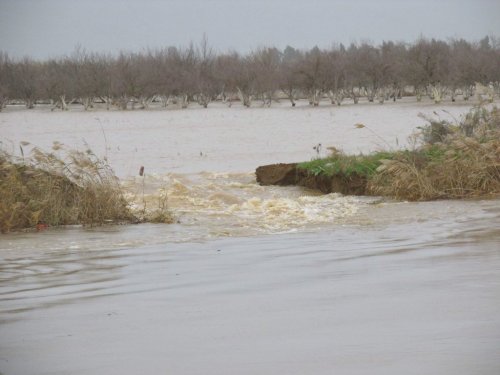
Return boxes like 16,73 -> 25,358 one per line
134,184 -> 175,224
0,142 -> 135,232
369,106 -> 500,200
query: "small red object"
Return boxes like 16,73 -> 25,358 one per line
36,223 -> 49,231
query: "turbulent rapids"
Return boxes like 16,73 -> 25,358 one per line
124,172 -> 366,237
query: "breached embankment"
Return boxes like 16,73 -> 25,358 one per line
256,163 -> 368,195
123,172 -> 364,237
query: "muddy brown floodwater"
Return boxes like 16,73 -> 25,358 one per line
1,100 -> 500,374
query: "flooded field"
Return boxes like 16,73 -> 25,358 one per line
0,98 -> 476,177
1,100 -> 500,374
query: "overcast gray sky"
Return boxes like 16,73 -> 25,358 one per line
1,0 -> 499,59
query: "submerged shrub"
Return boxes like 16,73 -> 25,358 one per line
460,106 -> 500,139
0,143 -> 135,232
418,118 -> 455,144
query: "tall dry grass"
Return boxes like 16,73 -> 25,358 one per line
0,142 -> 134,232
369,106 -> 500,200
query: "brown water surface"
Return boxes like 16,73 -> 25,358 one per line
1,101 -> 499,374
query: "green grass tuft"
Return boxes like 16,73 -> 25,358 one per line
298,151 -> 395,178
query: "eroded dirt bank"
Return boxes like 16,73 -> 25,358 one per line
256,163 -> 368,195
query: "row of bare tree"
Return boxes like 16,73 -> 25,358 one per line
0,36 -> 499,111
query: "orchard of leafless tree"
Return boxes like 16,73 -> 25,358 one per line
0,36 -> 499,111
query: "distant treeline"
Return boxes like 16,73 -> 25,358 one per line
0,36 -> 499,111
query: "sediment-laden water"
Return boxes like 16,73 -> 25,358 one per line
124,172 -> 366,237
1,100 -> 499,374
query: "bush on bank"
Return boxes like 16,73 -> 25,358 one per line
298,106 -> 500,200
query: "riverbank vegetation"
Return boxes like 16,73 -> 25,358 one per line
0,144 -> 173,233
296,106 -> 500,200
0,36 -> 499,111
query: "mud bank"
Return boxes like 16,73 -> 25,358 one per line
256,163 -> 368,195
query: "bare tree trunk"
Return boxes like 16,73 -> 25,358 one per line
158,95 -> 169,107
82,97 -> 94,110
179,94 -> 189,109
263,91 -> 273,107
282,89 -> 297,106
393,85 -> 403,102
139,96 -> 154,109
117,96 -> 128,110
415,87 -> 425,102
349,88 -> 360,104
462,85 -> 474,101
25,98 -> 35,109
328,90 -> 345,105
197,93 -> 211,108
376,88 -> 385,104
225,93 -> 233,107
0,97 -> 7,112
387,86 -> 398,102
0,87 -> 8,111
450,88 -> 456,102
220,91 -> 233,107
60,95 -> 69,111
237,87 -> 252,107
327,90 -> 335,105
335,90 -> 345,106
366,87 -> 376,102
99,96 -> 112,110
385,89 -> 391,102
430,84 -> 446,104
51,96 -> 68,111
308,89 -> 322,106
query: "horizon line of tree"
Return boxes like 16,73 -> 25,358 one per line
0,35 -> 499,111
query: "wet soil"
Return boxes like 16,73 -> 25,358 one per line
256,163 -> 369,195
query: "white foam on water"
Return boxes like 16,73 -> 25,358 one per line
123,172 -> 366,236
